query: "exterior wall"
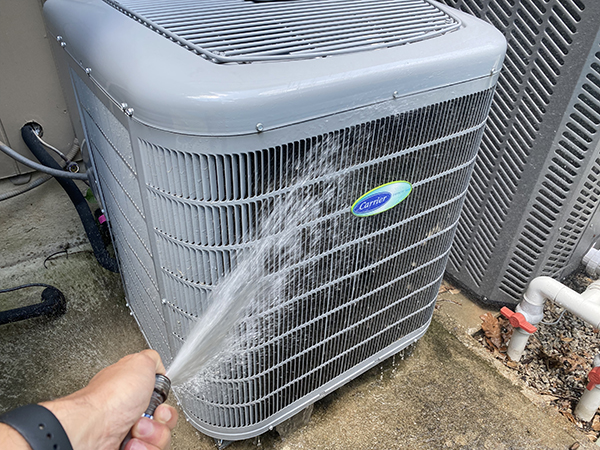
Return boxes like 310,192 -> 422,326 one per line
0,0 -> 85,264
0,0 -> 75,181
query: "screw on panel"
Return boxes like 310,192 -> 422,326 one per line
85,67 -> 92,75
56,36 -> 63,42
393,91 -> 399,99
121,103 -> 134,117
256,123 -> 264,132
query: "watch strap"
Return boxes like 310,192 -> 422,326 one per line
0,404 -> 73,450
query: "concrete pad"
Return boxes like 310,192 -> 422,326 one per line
263,320 -> 587,450
0,252 -> 144,406
0,248 -> 594,449
0,179 -> 88,269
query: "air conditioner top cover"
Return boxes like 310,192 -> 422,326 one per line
43,0 -> 505,136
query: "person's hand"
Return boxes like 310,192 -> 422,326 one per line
125,403 -> 178,450
41,349 -> 178,450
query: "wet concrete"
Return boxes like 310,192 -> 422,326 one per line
0,182 -> 594,448
0,179 -> 88,270
0,252 -> 144,408
0,250 -> 593,449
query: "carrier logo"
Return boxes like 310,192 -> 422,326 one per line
352,181 -> 412,217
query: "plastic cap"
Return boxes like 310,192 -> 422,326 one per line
500,307 -> 537,334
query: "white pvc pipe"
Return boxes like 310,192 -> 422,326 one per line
507,278 -> 600,422
575,387 -> 600,422
520,276 -> 566,310
556,284 -> 600,329
583,247 -> 600,278
575,354 -> 600,422
506,328 -> 531,362
507,277 -> 600,361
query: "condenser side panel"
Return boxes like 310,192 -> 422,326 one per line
70,71 -> 172,360
501,32 -> 600,295
440,0 -> 600,304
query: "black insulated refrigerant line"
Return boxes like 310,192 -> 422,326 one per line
21,124 -> 119,273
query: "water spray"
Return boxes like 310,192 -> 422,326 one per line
120,374 -> 171,449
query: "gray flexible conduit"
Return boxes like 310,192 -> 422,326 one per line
0,141 -> 81,202
0,141 -> 88,181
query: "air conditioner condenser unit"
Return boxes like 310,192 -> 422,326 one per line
43,0 -> 506,442
436,0 -> 600,305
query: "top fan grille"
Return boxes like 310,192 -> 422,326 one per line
103,0 -> 460,63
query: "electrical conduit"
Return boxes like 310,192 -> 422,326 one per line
0,141 -> 81,201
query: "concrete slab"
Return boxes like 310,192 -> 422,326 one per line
0,248 -> 594,449
0,179 -> 88,269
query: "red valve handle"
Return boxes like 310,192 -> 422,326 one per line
587,367 -> 600,390
500,307 -> 538,334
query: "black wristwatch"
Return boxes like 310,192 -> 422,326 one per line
0,404 -> 73,450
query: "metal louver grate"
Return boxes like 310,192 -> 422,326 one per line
440,0 -> 600,305
140,89 -> 495,432
445,0 -> 585,284
103,0 -> 460,63
71,71 -> 172,361
533,50 -> 600,276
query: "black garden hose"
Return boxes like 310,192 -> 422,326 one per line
21,124 -> 119,273
0,284 -> 66,325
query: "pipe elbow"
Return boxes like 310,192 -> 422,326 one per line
520,277 -> 600,327
523,276 -> 565,306
514,276 -> 565,326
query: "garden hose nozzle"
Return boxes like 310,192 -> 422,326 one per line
143,374 -> 171,418
120,374 -> 171,449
